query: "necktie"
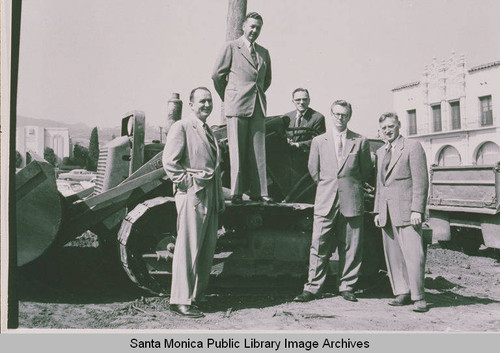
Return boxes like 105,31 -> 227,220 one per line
296,113 -> 303,128
203,124 -> 217,156
381,144 -> 392,184
250,44 -> 258,67
337,135 -> 343,164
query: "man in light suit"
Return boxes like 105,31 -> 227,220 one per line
374,112 -> 429,313
212,12 -> 272,204
294,100 -> 372,303
284,88 -> 325,151
162,87 -> 225,318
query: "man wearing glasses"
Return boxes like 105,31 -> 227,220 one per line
294,100 -> 372,303
284,88 -> 325,151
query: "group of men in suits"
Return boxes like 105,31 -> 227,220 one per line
293,105 -> 429,313
162,11 -> 430,318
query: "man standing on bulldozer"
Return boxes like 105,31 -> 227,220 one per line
212,12 -> 273,204
162,87 -> 225,318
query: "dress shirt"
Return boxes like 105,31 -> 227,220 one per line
386,135 -> 402,165
239,36 -> 265,115
295,108 -> 309,127
333,129 -> 347,161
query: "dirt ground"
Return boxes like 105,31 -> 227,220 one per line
16,234 -> 500,331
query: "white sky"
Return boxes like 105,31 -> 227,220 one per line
17,0 -> 500,136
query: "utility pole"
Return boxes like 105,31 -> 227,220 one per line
219,0 -> 247,124
226,0 -> 246,41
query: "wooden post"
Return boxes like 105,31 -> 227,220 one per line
226,0 -> 247,41
219,0 -> 247,124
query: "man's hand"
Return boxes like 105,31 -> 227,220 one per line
374,215 -> 382,228
410,212 -> 422,227
287,139 -> 299,148
363,182 -> 375,199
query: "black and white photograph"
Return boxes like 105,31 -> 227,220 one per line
1,0 -> 499,350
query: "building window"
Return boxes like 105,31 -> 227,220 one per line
407,110 -> 417,135
437,145 -> 461,166
479,95 -> 493,126
476,141 -> 499,165
450,101 -> 461,130
28,128 -> 35,135
432,104 -> 442,132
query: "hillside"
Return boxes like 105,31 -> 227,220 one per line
17,116 -> 162,146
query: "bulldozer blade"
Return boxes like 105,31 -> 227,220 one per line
16,155 -> 64,266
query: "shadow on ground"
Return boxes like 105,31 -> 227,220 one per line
18,242 -> 391,311
427,291 -> 499,308
18,246 -> 143,304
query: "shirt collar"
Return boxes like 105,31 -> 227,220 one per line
191,115 -> 206,129
334,129 -> 347,138
387,134 -> 402,149
241,36 -> 255,51
296,108 -> 308,119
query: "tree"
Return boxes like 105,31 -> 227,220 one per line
16,150 -> 23,168
73,144 -> 89,167
44,147 -> 57,166
87,127 -> 100,171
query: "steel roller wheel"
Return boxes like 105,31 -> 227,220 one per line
118,196 -> 177,295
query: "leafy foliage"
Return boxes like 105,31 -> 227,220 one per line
44,147 -> 57,166
87,127 -> 100,171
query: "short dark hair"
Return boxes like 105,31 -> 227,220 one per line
330,100 -> 352,118
379,112 -> 400,124
244,12 -> 263,24
292,88 -> 310,99
189,86 -> 211,103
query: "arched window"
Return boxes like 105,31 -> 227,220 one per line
437,146 -> 461,166
476,142 -> 500,165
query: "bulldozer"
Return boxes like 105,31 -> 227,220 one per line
16,106 -> 387,295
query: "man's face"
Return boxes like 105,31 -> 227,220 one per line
243,18 -> 263,43
330,104 -> 351,132
379,117 -> 401,143
292,91 -> 310,114
190,89 -> 213,122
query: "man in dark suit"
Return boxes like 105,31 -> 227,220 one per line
374,112 -> 429,313
294,100 -> 372,303
212,12 -> 272,204
284,88 -> 325,151
162,87 -> 225,318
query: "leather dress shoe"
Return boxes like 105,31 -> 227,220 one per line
293,291 -> 316,302
340,291 -> 358,302
231,195 -> 243,205
388,294 -> 411,306
413,300 -> 429,313
169,304 -> 205,318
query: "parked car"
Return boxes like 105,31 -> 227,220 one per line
56,179 -> 94,198
58,169 -> 97,182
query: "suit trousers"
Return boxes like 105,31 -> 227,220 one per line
226,98 -> 267,197
304,197 -> 363,294
381,215 -> 426,301
170,181 -> 218,305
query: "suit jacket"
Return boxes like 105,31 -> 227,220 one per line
373,136 -> 428,227
212,37 -> 272,117
308,128 -> 372,218
162,116 -> 224,213
285,108 -> 325,149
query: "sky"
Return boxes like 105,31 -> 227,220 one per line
16,0 -> 500,137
